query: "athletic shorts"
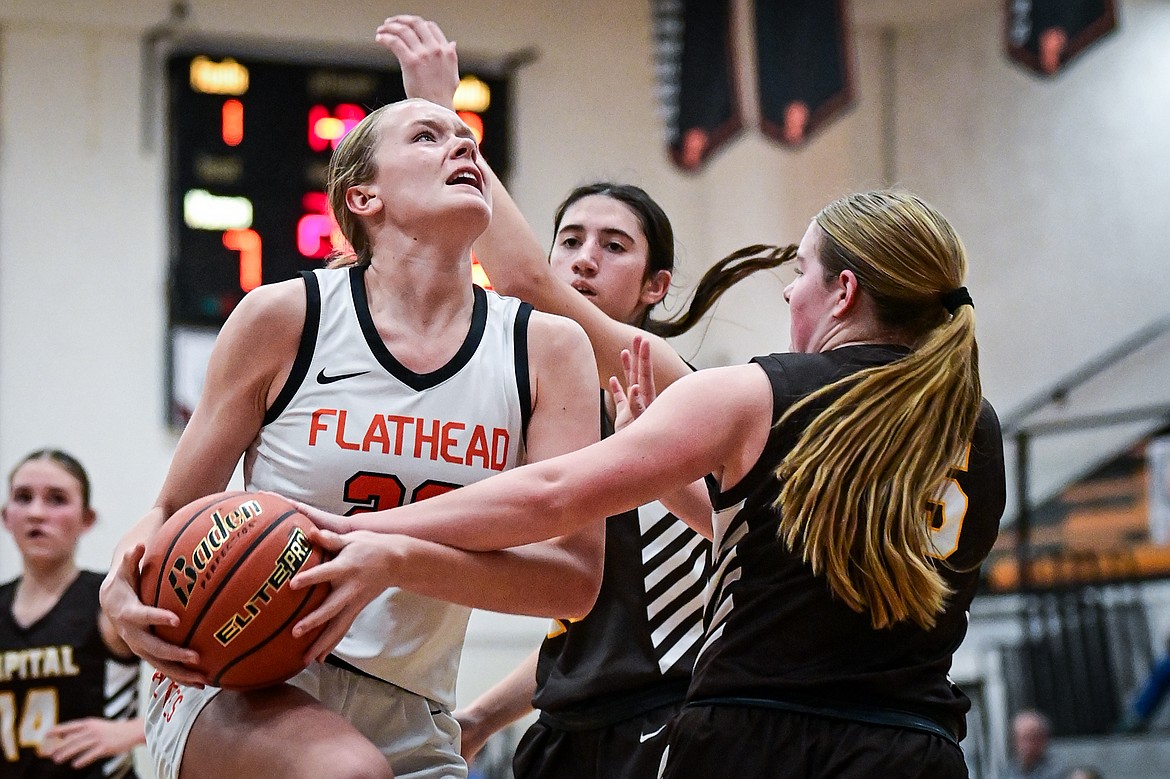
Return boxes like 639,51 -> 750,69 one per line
145,661 -> 465,779
512,701 -> 679,779
658,703 -> 968,779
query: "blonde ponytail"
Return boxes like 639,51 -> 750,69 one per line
774,191 -> 981,630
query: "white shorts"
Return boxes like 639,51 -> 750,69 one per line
145,663 -> 465,779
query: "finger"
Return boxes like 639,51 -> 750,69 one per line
132,630 -> 202,670
45,721 -> 85,737
71,744 -> 105,769
292,587 -> 348,639
414,18 -> 451,49
608,375 -> 628,407
309,525 -> 345,550
288,559 -> 335,591
383,18 -> 425,51
620,347 -> 636,386
628,385 -> 643,412
310,624 -> 349,666
126,602 -> 184,632
289,538 -> 347,592
290,500 -> 347,532
375,26 -> 412,55
636,337 -> 657,401
147,660 -> 209,688
376,15 -> 421,40
49,737 -> 88,764
118,544 -> 147,588
305,612 -> 353,665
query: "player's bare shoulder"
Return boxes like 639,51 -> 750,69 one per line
215,278 -> 307,358
524,310 -> 597,426
526,310 -> 596,375
205,277 -> 309,397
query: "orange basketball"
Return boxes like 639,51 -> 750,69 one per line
138,490 -> 330,690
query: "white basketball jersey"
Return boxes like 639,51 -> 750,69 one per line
245,266 -> 531,708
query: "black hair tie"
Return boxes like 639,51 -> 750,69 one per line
940,286 -> 973,313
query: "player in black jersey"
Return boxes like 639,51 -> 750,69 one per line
369,16 -> 794,779
2,450 -> 143,779
297,189 -> 1006,778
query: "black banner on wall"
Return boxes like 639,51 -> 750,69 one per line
655,0 -> 743,171
757,0 -> 854,148
1005,0 -> 1118,76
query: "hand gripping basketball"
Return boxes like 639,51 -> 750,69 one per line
138,491 -> 331,690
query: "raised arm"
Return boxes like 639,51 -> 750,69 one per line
377,14 -> 694,393
611,335 -> 714,538
477,166 -> 696,392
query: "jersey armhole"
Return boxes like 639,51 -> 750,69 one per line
262,271 -> 321,426
714,356 -> 789,508
514,301 -> 534,443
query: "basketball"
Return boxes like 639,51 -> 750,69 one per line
138,490 -> 331,690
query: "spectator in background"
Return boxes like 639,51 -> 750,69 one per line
1,449 -> 144,778
1118,632 -> 1170,732
1005,709 -> 1065,779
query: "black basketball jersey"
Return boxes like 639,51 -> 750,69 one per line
0,571 -> 139,779
531,403 -> 710,722
691,345 -> 1005,740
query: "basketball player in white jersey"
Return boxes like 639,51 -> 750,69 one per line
99,98 -> 604,779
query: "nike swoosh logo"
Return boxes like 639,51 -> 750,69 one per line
316,368 -> 370,384
639,724 -> 667,743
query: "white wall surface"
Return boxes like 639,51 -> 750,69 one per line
2,0 -> 1169,757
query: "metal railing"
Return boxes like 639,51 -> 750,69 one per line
1001,315 -> 1170,435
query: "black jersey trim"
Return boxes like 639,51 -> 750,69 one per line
324,653 -> 404,689
263,271 -> 320,426
712,358 -> 785,509
687,695 -> 959,746
514,301 -> 533,442
350,266 -> 488,391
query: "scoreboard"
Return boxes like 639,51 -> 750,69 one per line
166,48 -> 509,423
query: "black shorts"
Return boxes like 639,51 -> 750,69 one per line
512,701 -> 679,779
660,703 -> 968,779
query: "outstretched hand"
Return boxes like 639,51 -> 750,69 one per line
610,334 -> 657,432
42,717 -> 143,769
288,526 -> 407,664
375,15 -> 460,109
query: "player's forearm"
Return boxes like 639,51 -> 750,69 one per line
348,460 -> 590,550
473,163 -> 558,302
391,535 -> 602,619
659,480 -> 715,539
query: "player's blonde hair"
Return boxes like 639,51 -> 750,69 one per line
325,103 -> 395,269
774,190 -> 982,630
